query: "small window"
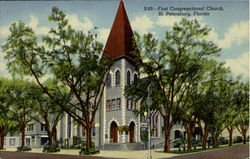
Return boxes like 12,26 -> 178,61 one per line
27,124 -> 33,132
111,99 -> 116,110
127,71 -> 131,85
115,70 -> 121,85
130,100 -> 133,110
107,100 -> 111,110
117,98 -> 121,109
107,73 -> 112,87
126,99 -> 129,109
134,74 -> 138,83
41,124 -> 46,132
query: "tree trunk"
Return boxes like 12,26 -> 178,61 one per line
86,126 -> 92,152
187,132 -> 192,152
202,129 -> 208,149
0,125 -> 8,150
21,126 -> 26,149
197,119 -> 209,150
164,128 -> 171,152
0,135 -> 4,150
227,127 -> 233,146
48,133 -> 53,150
242,131 -> 246,144
211,133 -> 218,148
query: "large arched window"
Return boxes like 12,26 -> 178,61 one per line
107,73 -> 112,87
127,71 -> 131,85
115,70 -> 121,85
134,74 -> 138,83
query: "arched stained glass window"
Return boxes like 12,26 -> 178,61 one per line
134,74 -> 138,83
107,73 -> 112,87
127,71 -> 131,85
115,70 -> 121,85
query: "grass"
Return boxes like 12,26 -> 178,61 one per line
155,143 -> 249,155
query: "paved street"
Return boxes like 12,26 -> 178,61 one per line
0,151 -> 110,159
0,145 -> 248,159
165,145 -> 249,159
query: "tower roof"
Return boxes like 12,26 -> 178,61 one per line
104,0 -> 141,63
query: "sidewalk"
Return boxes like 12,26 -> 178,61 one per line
3,148 -> 179,159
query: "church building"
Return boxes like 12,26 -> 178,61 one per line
4,0 -> 188,149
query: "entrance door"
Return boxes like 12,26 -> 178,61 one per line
129,122 -> 135,143
110,121 -> 118,143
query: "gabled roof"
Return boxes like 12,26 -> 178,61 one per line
104,0 -> 141,63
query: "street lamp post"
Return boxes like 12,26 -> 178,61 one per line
147,84 -> 152,159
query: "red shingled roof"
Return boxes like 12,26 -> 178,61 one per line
104,0 -> 141,63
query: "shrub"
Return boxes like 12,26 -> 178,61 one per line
79,141 -> 99,155
173,140 -> 182,148
17,146 -> 31,151
218,136 -> 228,145
43,147 -> 60,153
43,143 -> 60,153
233,136 -> 243,143
70,144 -> 81,149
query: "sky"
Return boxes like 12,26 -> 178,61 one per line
0,0 -> 249,80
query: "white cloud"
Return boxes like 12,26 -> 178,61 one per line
28,15 -> 50,35
0,15 -> 49,39
225,52 -> 249,78
66,14 -> 93,34
218,21 -> 249,48
0,51 -> 6,71
97,28 -> 110,45
131,15 -> 153,35
0,48 -> 10,77
0,25 -> 10,39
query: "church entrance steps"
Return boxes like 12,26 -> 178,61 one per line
99,143 -> 145,151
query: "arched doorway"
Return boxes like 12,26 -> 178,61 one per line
110,121 -> 118,143
129,122 -> 135,143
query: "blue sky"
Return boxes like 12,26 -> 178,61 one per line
0,0 -> 249,80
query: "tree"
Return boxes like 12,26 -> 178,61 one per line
126,19 -> 221,152
195,61 -> 229,149
224,79 -> 238,146
28,80 -> 64,150
2,7 -> 111,152
7,79 -> 35,150
0,77 -> 17,149
235,81 -> 249,144
208,77 -> 234,148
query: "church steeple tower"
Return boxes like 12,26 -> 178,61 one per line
104,0 -> 141,62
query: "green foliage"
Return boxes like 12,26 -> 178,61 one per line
233,136 -> 243,144
8,79 -> 35,126
17,146 -> 32,151
43,147 -> 60,153
140,130 -> 148,143
2,7 -> 111,152
218,137 -> 228,145
126,18 -> 225,152
234,81 -> 249,128
79,141 -> 99,155
0,77 -> 18,148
